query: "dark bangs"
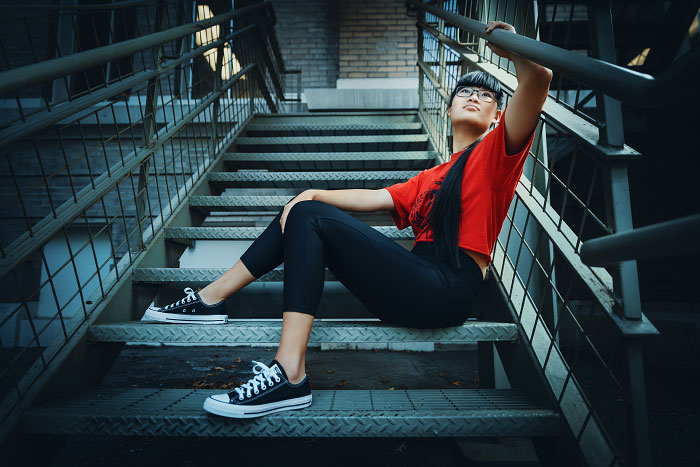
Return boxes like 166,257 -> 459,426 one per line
448,71 -> 504,109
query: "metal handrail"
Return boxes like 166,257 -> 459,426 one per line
0,62 -> 254,283
0,0 -> 154,10
581,213 -> 700,266
412,2 -> 655,465
0,2 -> 267,95
0,25 -> 255,149
417,19 -> 641,160
0,0 -> 296,442
409,0 -> 656,108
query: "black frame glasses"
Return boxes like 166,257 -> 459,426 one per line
455,86 -> 496,103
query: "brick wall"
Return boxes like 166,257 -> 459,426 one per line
269,0 -> 339,89
338,0 -> 418,79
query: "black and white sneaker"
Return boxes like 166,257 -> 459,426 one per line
142,287 -> 228,324
203,359 -> 312,418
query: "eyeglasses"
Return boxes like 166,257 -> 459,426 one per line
455,86 -> 496,103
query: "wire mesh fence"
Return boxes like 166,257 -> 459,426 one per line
415,1 -> 651,465
0,0 -> 294,437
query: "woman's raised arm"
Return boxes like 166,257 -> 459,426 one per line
484,21 -> 553,156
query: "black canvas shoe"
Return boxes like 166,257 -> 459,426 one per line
142,287 -> 228,324
203,359 -> 312,418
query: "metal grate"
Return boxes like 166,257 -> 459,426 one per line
21,388 -> 560,438
0,0 -> 296,441
412,1 -> 655,466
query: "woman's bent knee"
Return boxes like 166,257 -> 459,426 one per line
286,200 -> 338,230
287,199 -> 325,218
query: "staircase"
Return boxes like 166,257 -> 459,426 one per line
0,0 -> 668,464
18,112 -> 560,441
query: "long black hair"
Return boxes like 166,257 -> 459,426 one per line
428,71 -> 504,271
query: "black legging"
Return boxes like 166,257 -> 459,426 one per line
239,200 -> 483,329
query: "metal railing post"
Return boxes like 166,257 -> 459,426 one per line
132,0 -> 168,252
210,13 -> 227,159
590,2 -> 651,466
417,6 -> 425,114
249,67 -> 256,116
437,13 -> 449,160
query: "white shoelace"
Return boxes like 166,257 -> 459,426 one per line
230,360 -> 281,400
163,287 -> 197,310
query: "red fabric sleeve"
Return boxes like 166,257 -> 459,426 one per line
482,106 -> 538,191
383,171 -> 424,230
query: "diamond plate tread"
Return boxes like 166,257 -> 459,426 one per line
208,170 -> 419,183
234,135 -> 429,145
165,226 -> 413,241
189,196 -> 402,212
22,388 -> 559,438
133,267 -> 334,283
245,123 -> 423,132
190,195 -> 294,211
223,151 -> 437,162
88,320 -> 518,344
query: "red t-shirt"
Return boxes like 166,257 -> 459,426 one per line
384,106 -> 536,264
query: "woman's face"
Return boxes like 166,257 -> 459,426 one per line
447,86 -> 501,133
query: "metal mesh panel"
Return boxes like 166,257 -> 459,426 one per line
0,0 -> 293,438
414,1 -> 653,465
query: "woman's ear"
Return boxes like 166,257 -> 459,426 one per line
492,108 -> 502,125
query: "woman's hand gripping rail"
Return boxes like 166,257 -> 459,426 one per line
280,188 -> 395,234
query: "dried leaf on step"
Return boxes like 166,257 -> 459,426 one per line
393,442 -> 407,454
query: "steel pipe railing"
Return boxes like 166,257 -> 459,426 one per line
581,213 -> 700,266
0,2 -> 266,95
0,0 -> 297,443
412,1 -> 657,466
409,0 -> 658,108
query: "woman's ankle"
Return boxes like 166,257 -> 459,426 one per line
274,357 -> 305,384
197,286 -> 223,306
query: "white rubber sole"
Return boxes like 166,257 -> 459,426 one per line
203,394 -> 312,418
142,307 -> 228,324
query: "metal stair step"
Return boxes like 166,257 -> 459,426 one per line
88,320 -> 518,345
190,195 -> 294,212
133,267 -> 334,283
208,170 -> 419,188
164,226 -> 412,244
244,122 -> 424,136
21,388 -> 559,438
252,111 -> 419,125
223,151 -> 436,171
233,135 -> 429,153
189,196 -> 399,214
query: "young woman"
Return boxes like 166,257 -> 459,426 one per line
142,21 -> 552,419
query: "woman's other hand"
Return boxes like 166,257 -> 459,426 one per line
484,20 -> 517,61
280,189 -> 317,234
